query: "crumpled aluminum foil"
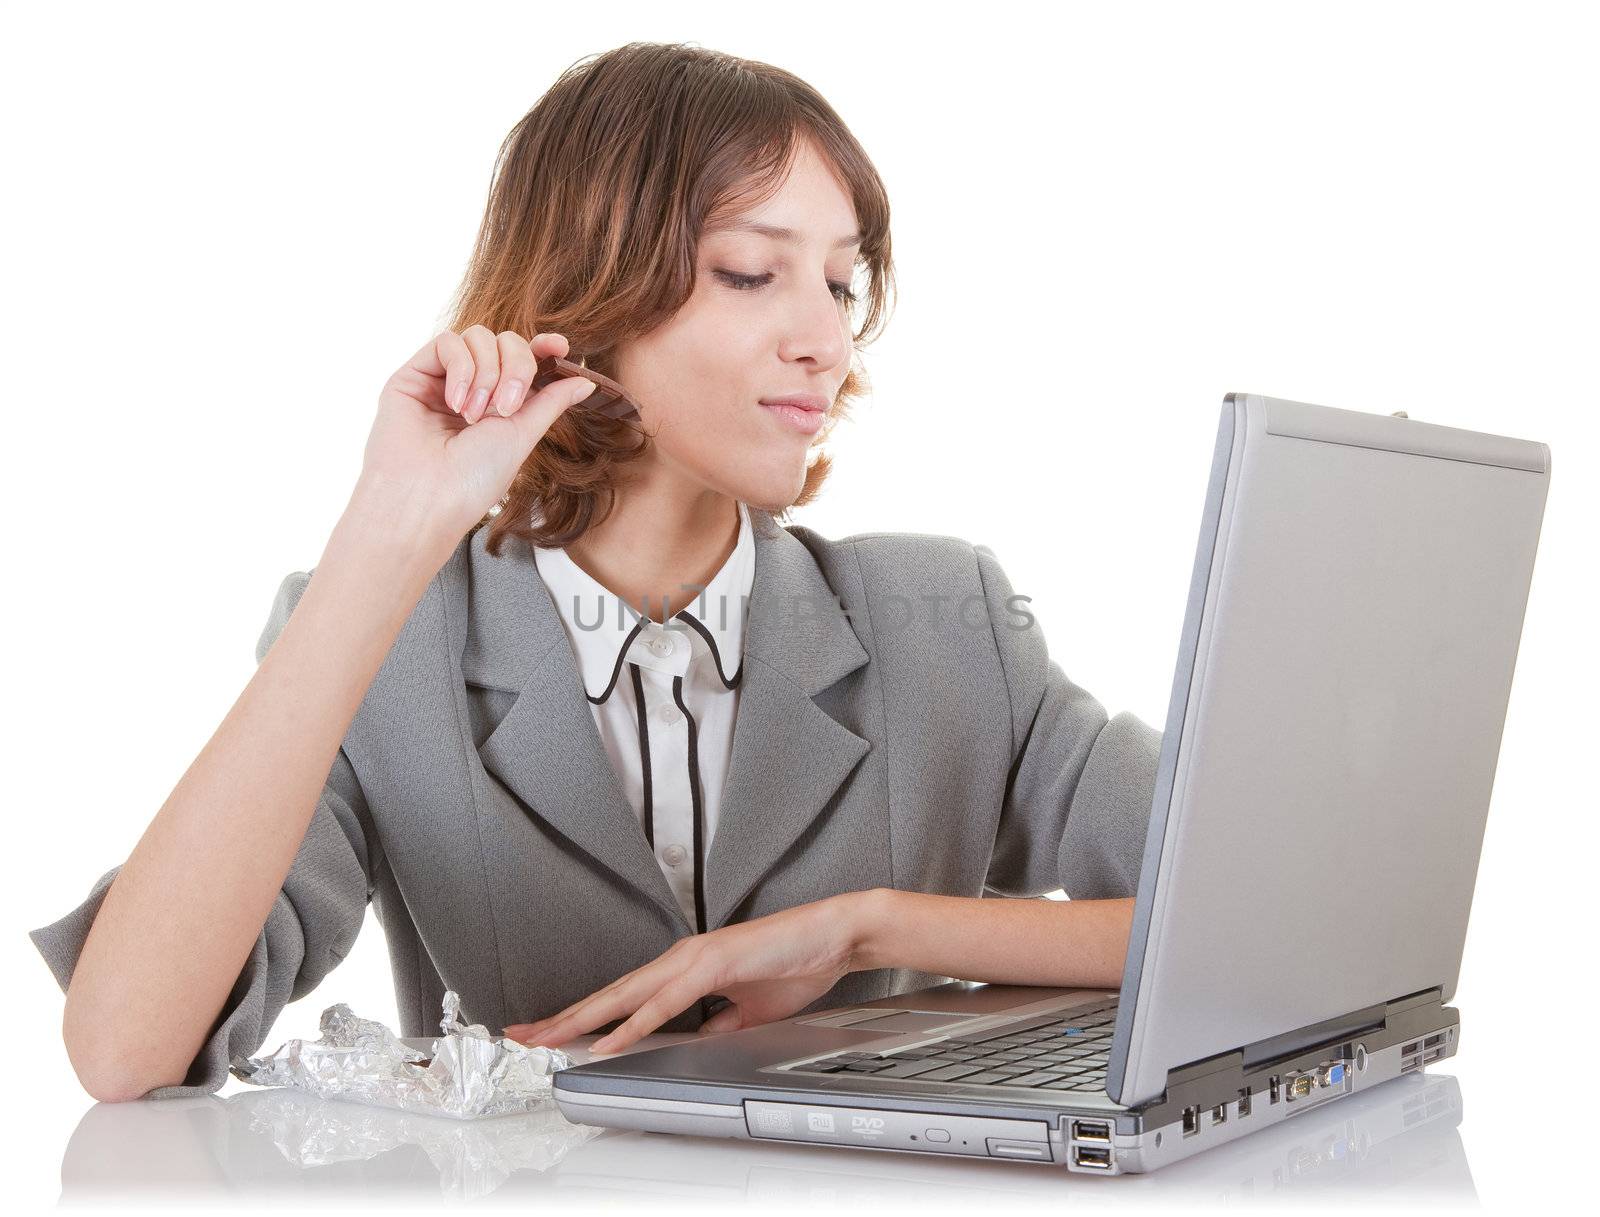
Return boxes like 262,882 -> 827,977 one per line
230,991 -> 575,1120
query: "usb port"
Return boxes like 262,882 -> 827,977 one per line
1210,1102 -> 1228,1126
1237,1087 -> 1252,1117
1182,1105 -> 1201,1137
1074,1145 -> 1112,1170
1269,1075 -> 1281,1104
1072,1120 -> 1111,1143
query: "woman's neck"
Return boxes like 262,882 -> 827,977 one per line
562,477 -> 742,622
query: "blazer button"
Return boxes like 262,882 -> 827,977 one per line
660,844 -> 688,866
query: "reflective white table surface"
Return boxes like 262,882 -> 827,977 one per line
45,1033 -> 1476,1210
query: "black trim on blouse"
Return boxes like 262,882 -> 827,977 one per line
586,616 -> 648,705
587,608 -> 741,956
627,661 -> 654,848
673,673 -> 708,936
673,608 -> 744,689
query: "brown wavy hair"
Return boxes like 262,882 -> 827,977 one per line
442,42 -> 896,556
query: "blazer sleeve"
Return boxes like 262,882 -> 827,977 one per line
27,569 -> 381,1099
973,543 -> 1164,900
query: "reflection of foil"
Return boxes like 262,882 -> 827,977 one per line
230,990 -> 575,1120
244,1087 -> 602,1200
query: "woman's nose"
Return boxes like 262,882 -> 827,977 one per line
778,292 -> 850,371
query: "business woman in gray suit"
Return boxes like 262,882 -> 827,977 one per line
31,43 -> 1162,1102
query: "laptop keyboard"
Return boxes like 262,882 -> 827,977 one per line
784,1000 -> 1118,1093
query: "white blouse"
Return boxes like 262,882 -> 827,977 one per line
533,501 -> 755,933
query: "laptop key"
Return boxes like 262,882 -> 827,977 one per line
873,1058 -> 953,1078
1007,1070 -> 1070,1087
1032,1077 -> 1087,1090
951,1071 -> 1018,1086
917,1063 -> 989,1082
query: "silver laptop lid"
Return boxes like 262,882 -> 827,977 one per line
1107,394 -> 1550,1107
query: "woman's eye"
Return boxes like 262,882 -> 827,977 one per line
713,269 -> 769,292
713,269 -> 857,305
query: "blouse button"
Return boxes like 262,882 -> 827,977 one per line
648,634 -> 677,657
661,844 -> 688,867
658,704 -> 683,725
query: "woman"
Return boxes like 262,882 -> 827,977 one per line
30,42 -> 1162,1102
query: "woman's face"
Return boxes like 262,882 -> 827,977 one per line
611,137 -> 861,512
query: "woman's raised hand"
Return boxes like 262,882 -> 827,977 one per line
360,325 -> 598,544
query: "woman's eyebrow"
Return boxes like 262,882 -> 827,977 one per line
714,221 -> 862,250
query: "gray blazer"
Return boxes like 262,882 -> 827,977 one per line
30,507 -> 1163,1099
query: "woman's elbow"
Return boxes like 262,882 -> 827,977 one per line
62,1008 -> 184,1103
75,1063 -> 153,1104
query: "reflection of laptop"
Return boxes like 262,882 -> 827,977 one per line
554,394 -> 1550,1174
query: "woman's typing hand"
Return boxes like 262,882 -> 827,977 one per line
503,891 -> 1137,1058
504,891 -> 879,1055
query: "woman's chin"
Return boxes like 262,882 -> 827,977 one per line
715,461 -> 808,515
748,475 -> 809,515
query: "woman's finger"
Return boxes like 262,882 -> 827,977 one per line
510,952 -> 682,1044
506,374 -> 596,455
528,330 -> 571,361
458,324 -> 500,422
509,977 -> 629,1042
591,971 -> 710,1054
531,975 -> 661,1046
491,330 -> 536,417
402,329 -> 473,415
506,936 -> 708,1046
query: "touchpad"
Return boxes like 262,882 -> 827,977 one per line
797,1009 -> 975,1033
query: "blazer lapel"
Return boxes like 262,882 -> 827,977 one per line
453,508 -> 872,937
702,510 -> 871,929
458,527 -> 690,932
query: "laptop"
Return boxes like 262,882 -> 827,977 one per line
552,393 -> 1550,1174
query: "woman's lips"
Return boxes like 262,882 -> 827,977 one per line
759,399 -> 826,435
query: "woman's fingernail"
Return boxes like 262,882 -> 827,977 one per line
496,380 -> 524,416
469,388 -> 489,419
448,380 -> 465,411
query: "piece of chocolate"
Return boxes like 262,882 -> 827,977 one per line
530,354 -> 642,424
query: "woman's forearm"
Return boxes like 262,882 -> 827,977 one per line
847,889 -> 1134,989
61,476 -> 455,1102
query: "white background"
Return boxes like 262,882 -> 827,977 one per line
3,0 -> 1594,1212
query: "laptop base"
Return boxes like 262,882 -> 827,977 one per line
554,986 -> 1458,1175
